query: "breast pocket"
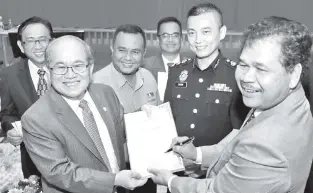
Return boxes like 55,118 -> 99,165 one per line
206,90 -> 232,117
171,90 -> 189,116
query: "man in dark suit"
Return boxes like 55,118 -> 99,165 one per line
22,35 -> 147,193
143,17 -> 186,101
149,16 -> 313,193
0,16 -> 53,178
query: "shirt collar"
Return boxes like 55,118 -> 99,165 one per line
110,62 -> 144,91
192,51 -> 221,72
161,54 -> 180,65
62,91 -> 92,111
28,59 -> 49,73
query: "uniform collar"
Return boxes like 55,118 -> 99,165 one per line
110,62 -> 144,91
192,51 -> 222,73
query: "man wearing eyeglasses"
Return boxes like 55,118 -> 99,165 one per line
21,35 -> 148,193
0,16 -> 53,179
143,17 -> 187,101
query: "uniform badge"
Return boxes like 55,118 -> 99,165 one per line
226,59 -> 237,67
147,92 -> 155,98
179,70 -> 188,82
207,83 -> 232,92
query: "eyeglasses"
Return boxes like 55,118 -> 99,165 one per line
22,38 -> 51,47
158,33 -> 181,39
50,64 -> 90,75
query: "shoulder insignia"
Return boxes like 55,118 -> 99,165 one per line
171,58 -> 192,67
226,59 -> 237,67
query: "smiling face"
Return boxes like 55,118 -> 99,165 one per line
187,11 -> 226,59
17,23 -> 51,66
48,38 -> 94,100
235,37 -> 300,110
111,32 -> 145,75
158,22 -> 182,55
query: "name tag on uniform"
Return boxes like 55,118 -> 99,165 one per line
175,82 -> 187,88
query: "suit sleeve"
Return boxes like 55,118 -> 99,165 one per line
170,137 -> 290,193
22,113 -> 116,193
0,73 -> 20,133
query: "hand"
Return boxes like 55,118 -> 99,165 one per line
141,104 -> 157,117
148,168 -> 175,186
170,137 -> 197,161
182,158 -> 203,177
7,121 -> 23,146
114,170 -> 148,190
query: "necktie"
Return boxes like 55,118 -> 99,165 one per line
79,99 -> 112,172
243,109 -> 255,127
37,69 -> 48,96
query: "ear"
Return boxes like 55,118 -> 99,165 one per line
110,43 -> 114,53
89,63 -> 94,75
143,48 -> 147,58
219,25 -> 227,41
17,40 -> 25,53
289,63 -> 302,89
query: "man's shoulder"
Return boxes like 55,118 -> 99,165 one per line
220,57 -> 238,70
169,57 -> 193,71
89,83 -> 115,94
1,58 -> 26,75
92,64 -> 112,83
139,67 -> 157,83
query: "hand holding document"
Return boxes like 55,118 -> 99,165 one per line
124,102 -> 184,177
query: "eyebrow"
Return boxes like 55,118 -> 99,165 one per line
25,36 -> 48,39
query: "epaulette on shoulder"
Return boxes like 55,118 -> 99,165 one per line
171,58 -> 192,67
226,58 -> 237,68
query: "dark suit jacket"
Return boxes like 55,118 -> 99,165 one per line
143,53 -> 187,82
0,58 -> 40,178
171,86 -> 313,193
22,84 -> 126,193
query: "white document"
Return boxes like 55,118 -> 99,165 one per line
157,72 -> 168,102
124,102 -> 184,177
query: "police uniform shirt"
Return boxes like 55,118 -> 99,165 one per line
164,52 -> 248,147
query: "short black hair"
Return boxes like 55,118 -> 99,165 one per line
241,16 -> 312,72
157,17 -> 182,35
112,24 -> 146,49
187,2 -> 223,27
17,16 -> 53,41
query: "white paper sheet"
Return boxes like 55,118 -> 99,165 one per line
124,102 -> 184,177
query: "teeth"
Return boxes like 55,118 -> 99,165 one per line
65,82 -> 78,86
243,88 -> 257,93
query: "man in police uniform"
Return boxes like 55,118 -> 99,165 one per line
164,2 -> 248,148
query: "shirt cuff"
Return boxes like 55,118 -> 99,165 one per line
194,147 -> 202,164
167,175 -> 178,193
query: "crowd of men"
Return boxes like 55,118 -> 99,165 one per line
0,2 -> 313,193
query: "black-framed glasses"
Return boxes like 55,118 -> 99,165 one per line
158,33 -> 181,39
22,38 -> 51,47
50,64 -> 90,75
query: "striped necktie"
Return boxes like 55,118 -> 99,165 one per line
79,99 -> 112,172
243,110 -> 255,127
37,69 -> 48,96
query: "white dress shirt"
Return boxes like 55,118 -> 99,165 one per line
63,91 -> 119,173
28,60 -> 50,90
158,54 -> 180,101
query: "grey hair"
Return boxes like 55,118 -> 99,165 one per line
45,35 -> 94,66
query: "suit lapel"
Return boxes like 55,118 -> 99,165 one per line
49,89 -> 106,166
18,59 -> 38,104
89,87 -> 121,167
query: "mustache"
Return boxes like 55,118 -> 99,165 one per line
240,81 -> 258,90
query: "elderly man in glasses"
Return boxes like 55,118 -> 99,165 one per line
21,35 -> 148,193
0,16 -> 53,179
